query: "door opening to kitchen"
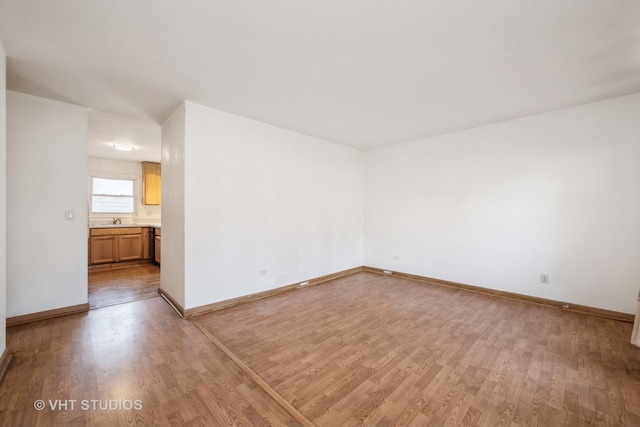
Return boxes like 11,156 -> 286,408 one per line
87,113 -> 162,309
88,166 -> 161,308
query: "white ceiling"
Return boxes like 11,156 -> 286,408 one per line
1,0 -> 639,151
88,110 -> 161,162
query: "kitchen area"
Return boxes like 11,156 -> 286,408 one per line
88,160 -> 161,267
88,223 -> 161,266
86,111 -> 162,309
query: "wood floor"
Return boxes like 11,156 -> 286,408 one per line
195,272 -> 640,426
0,297 -> 300,426
88,262 -> 160,309
1,271 -> 639,426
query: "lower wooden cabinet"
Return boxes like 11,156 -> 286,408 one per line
89,235 -> 117,264
89,227 -> 146,265
142,227 -> 151,260
118,234 -> 144,261
154,229 -> 161,264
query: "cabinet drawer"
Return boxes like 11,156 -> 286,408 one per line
90,227 -> 142,236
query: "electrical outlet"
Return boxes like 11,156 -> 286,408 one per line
393,255 -> 400,260
541,274 -> 549,284
383,270 -> 393,275
300,281 -> 309,286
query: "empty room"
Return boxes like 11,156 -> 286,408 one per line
0,1 -> 639,426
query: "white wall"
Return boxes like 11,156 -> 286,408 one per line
365,93 -> 640,314
88,157 -> 161,224
160,104 -> 186,308
164,102 -> 364,310
6,91 -> 88,317
0,43 -> 7,353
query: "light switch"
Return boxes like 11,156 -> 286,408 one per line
65,209 -> 74,221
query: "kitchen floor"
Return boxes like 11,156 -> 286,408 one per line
88,262 -> 160,309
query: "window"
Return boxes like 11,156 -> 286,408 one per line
90,177 -> 135,213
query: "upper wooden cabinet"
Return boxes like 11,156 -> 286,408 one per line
142,161 -> 161,205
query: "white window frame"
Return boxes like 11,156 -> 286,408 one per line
89,174 -> 138,216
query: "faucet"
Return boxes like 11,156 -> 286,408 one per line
112,217 -> 122,225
